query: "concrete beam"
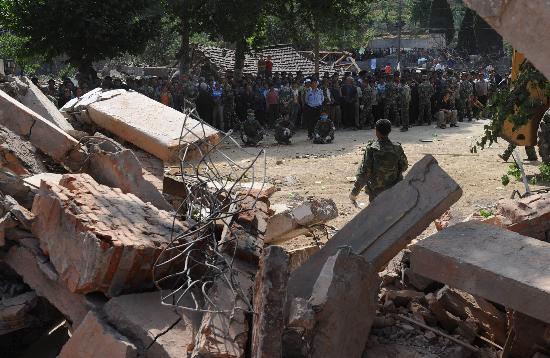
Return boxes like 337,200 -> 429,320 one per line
411,221 -> 550,324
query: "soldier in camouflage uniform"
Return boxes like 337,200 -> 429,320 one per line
384,75 -> 400,125
278,82 -> 294,117
274,115 -> 294,145
350,119 -> 408,203
458,72 -> 474,122
499,144 -> 538,162
399,79 -> 411,132
241,109 -> 265,147
417,75 -> 434,125
222,82 -> 236,130
360,79 -> 375,129
313,112 -> 335,144
182,75 -> 198,108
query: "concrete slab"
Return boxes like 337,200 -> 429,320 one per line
287,155 -> 462,304
410,221 -> 550,324
84,91 -> 220,162
20,77 -> 73,132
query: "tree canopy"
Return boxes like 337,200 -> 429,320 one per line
0,0 -> 161,75
429,0 -> 455,44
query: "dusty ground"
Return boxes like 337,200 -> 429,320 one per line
224,119 -> 546,236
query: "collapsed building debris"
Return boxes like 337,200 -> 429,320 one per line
62,89 -> 221,163
264,197 -> 338,244
0,89 -> 84,169
287,155 -> 462,304
31,173 -> 189,296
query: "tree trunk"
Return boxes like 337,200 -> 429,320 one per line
234,38 -> 247,80
314,31 -> 320,77
179,6 -> 191,74
77,61 -> 98,86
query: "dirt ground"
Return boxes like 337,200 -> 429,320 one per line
225,119 -> 545,238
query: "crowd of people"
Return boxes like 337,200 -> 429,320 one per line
37,62 -> 505,147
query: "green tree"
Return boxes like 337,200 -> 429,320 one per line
407,0 -> 432,28
457,8 -> 476,54
429,0 -> 455,44
0,32 -> 43,73
473,14 -> 502,54
0,0 -> 161,80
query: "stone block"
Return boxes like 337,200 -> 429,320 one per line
0,291 -> 37,335
306,249 -> 378,358
59,311 -> 138,358
83,90 -> 220,162
411,221 -> 550,324
31,173 -> 190,296
20,77 -> 73,132
103,291 -> 201,358
5,245 -> 89,326
265,197 -> 338,244
287,244 -> 320,272
288,155 -> 462,304
251,246 -> 289,358
0,126 -> 47,176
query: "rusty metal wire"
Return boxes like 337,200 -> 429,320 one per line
153,102 -> 266,314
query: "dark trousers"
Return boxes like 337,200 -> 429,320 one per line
304,105 -> 321,138
341,102 -> 356,128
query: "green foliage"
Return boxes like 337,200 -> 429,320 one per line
57,63 -> 77,79
457,8 -> 476,53
0,0 -> 162,72
407,0 -> 431,28
429,0 -> 455,44
474,13 -> 502,53
479,209 -> 493,218
507,163 -> 522,182
501,174 -> 510,186
0,32 -> 43,73
532,163 -> 550,184
472,61 -> 550,153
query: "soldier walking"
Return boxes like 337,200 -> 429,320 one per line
399,79 -> 411,132
350,119 -> 408,203
458,72 -> 474,122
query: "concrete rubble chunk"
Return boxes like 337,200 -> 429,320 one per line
0,89 -> 84,168
19,77 -> 74,132
463,0 -> 550,79
5,245 -> 89,326
436,286 -> 507,345
103,291 -> 201,358
59,311 -> 138,358
304,248 -> 378,358
251,246 -> 289,358
410,221 -> 550,324
67,89 -> 220,162
0,291 -> 37,335
192,262 -> 255,358
265,197 -> 338,244
85,144 -> 172,211
0,126 -> 48,176
288,155 -> 462,304
487,192 -> 550,241
287,244 -> 320,272
31,173 -> 190,296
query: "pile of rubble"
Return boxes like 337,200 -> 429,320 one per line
1,72 -> 550,358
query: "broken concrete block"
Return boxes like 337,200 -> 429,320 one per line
411,221 -> 550,324
193,263 -> 254,358
59,311 -> 138,358
31,173 -> 190,296
0,126 -> 48,176
287,244 -> 320,272
85,145 -> 172,211
103,291 -> 201,358
251,246 -> 289,358
265,197 -> 338,244
288,155 -> 462,304
20,77 -> 73,132
384,290 -> 426,307
489,192 -> 550,241
287,297 -> 315,330
0,291 -> 37,335
0,89 -> 83,167
436,287 -> 507,345
79,90 -> 220,162
5,245 -> 88,326
305,249 -> 377,358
